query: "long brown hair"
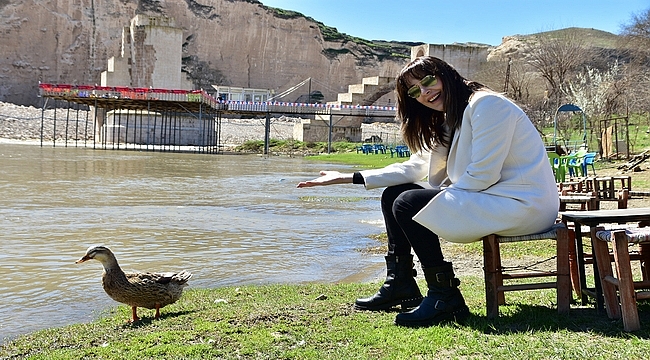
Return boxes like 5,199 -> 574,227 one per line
395,56 -> 485,153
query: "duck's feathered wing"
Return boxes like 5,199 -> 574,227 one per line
104,270 -> 192,309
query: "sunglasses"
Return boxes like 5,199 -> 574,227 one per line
407,75 -> 437,99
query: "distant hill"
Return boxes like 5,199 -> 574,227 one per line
535,27 -> 621,49
487,27 -> 625,62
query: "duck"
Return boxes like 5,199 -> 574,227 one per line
75,245 -> 192,323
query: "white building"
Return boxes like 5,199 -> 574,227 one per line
211,85 -> 272,102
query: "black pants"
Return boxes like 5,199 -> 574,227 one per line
381,183 -> 445,268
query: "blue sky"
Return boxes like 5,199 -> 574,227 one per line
259,0 -> 649,46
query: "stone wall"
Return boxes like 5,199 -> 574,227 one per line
293,116 -> 363,143
101,15 -> 184,89
410,44 -> 489,78
101,57 -> 131,87
131,15 -> 183,88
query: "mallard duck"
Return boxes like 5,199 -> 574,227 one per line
75,245 -> 192,322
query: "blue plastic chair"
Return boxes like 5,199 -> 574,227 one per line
395,145 -> 410,157
373,144 -> 386,154
355,143 -> 374,155
582,152 -> 597,176
567,149 -> 588,177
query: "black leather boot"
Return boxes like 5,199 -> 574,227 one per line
394,262 -> 470,327
354,254 -> 423,311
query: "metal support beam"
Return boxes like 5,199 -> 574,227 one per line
264,112 -> 271,155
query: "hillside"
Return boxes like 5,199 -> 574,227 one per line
488,27 -> 622,61
0,0 -> 415,106
541,27 -> 620,48
0,1 -> 626,108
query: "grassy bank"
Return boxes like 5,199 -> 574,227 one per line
4,150 -> 650,359
236,140 -> 406,168
305,151 -> 405,168
2,278 -> 650,359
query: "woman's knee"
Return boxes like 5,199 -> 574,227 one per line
381,184 -> 423,208
393,189 -> 440,220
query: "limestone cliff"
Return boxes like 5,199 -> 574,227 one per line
0,0 -> 416,106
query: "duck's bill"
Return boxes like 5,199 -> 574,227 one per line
75,256 -> 90,264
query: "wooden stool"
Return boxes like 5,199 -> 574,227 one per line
559,191 -> 599,211
613,175 -> 632,192
559,181 -> 583,193
595,177 -> 616,199
482,222 -> 572,318
593,228 -> 650,331
588,177 -> 630,209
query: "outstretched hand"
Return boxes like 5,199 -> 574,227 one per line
296,171 -> 354,188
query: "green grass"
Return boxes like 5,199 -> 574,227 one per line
306,152 -> 405,168
237,139 -> 407,168
3,231 -> 649,359
3,279 -> 650,359
543,113 -> 650,155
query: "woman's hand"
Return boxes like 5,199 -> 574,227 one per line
296,171 -> 354,188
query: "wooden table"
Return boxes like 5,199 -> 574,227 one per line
560,208 -> 650,311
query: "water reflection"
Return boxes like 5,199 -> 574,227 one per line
0,143 -> 386,342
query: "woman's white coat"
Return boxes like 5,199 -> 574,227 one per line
359,91 -> 559,243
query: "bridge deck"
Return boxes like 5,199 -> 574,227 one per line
36,83 -> 398,154
38,83 -> 397,118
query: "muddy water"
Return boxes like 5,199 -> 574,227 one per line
0,143 -> 387,342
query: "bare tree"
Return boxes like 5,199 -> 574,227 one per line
618,8 -> 650,115
506,60 -> 539,103
619,8 -> 650,57
526,29 -> 596,108
473,59 -> 509,92
475,57 -> 538,103
477,53 -> 554,136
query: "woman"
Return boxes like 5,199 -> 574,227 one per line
297,56 -> 559,327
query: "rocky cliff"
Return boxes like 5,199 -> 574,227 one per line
0,0 -> 416,106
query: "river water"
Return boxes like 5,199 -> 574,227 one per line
0,143 -> 387,342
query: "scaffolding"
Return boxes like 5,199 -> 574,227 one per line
38,83 -> 398,154
39,83 -> 223,153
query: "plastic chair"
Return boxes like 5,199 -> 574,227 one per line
356,144 -> 374,155
567,149 -> 588,177
394,145 -> 410,157
373,144 -> 386,154
547,152 -> 564,182
582,152 -> 597,176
